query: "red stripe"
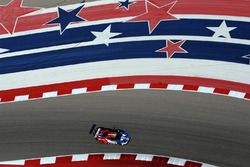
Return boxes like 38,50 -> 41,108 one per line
183,85 -> 199,91
87,154 -> 104,161
171,0 -> 250,17
184,161 -> 202,167
0,165 -> 24,167
0,0 -> 249,35
25,159 -> 40,166
152,156 -> 169,164
0,76 -> 249,102
57,89 -> 72,96
0,96 -> 15,102
87,85 -> 102,92
150,83 -> 168,89
36,160 -> 203,167
29,91 -> 43,99
213,88 -> 230,95
245,93 -> 250,99
120,154 -> 137,160
55,156 -> 73,163
0,154 -> 216,167
117,83 -> 135,89
108,76 -> 250,93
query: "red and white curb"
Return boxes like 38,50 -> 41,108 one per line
0,76 -> 249,103
0,153 -> 217,167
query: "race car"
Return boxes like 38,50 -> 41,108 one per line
91,126 -> 131,145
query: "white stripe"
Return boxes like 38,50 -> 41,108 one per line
167,84 -> 184,90
42,91 -> 58,98
1,35 -> 249,59
135,154 -> 153,161
107,35 -> 250,45
0,160 -> 25,165
134,84 -> 150,89
14,95 -> 29,101
167,157 -> 186,166
1,59 -> 249,91
103,153 -> 121,160
201,163 -> 217,167
228,90 -> 246,98
72,154 -> 89,161
40,157 -> 56,164
72,88 -> 87,94
197,86 -> 215,94
175,14 -> 250,23
101,85 -> 118,91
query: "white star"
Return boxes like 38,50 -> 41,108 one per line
242,54 -> 250,65
0,48 -> 9,54
91,25 -> 122,46
207,21 -> 237,39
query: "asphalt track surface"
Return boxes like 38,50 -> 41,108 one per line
0,0 -> 96,7
1,90 -> 250,167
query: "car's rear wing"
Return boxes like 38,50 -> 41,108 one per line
89,124 -> 100,138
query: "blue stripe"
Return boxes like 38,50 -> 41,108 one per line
0,40 -> 249,74
0,19 -> 249,52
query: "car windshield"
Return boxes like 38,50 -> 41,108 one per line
114,132 -> 122,140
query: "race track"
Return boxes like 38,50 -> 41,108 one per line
0,0 -> 95,7
0,1 -> 250,167
1,90 -> 250,167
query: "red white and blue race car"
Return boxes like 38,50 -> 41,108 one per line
91,126 -> 131,145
